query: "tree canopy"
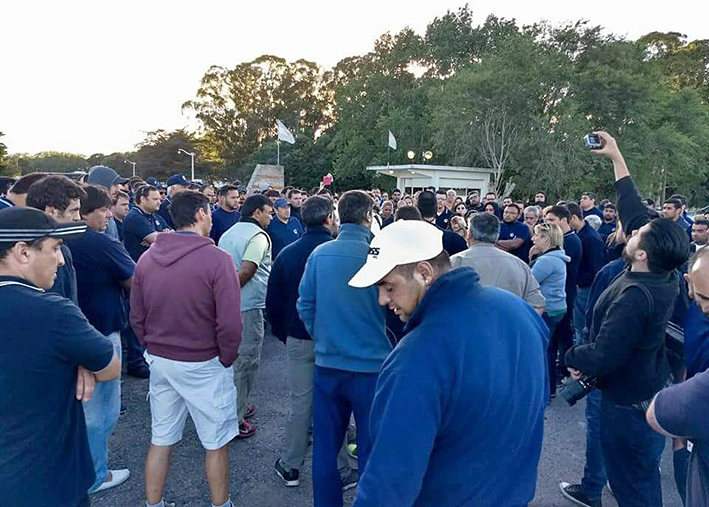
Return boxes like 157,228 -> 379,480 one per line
182,6 -> 709,202
5,6 -> 709,202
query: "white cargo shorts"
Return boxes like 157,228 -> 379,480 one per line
145,352 -> 239,450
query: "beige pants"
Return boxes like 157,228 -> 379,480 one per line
234,308 -> 264,421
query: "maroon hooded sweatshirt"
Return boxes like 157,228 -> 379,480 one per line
131,231 -> 242,366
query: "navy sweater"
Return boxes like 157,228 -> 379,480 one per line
563,230 -> 582,303
576,223 -> 604,288
210,207 -> 241,245
265,226 -> 333,342
354,267 -> 548,507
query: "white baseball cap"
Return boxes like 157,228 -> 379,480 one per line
349,220 -> 444,288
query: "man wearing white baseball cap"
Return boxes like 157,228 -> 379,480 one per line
350,220 -> 549,507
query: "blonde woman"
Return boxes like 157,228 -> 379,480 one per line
530,222 -> 569,399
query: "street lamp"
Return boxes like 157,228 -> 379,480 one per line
406,150 -> 433,163
177,148 -> 195,180
124,159 -> 136,177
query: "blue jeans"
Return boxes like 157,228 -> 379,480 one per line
600,394 -> 665,507
573,286 -> 591,346
313,366 -> 378,507
543,312 -> 565,397
580,390 -> 606,500
84,332 -> 122,491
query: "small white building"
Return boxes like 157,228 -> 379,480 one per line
366,164 -> 495,195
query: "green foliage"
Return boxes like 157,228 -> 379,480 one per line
12,9 -> 709,204
132,129 -> 213,182
13,151 -> 87,175
183,56 -> 332,172
0,132 -> 9,176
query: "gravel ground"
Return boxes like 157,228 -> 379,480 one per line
96,332 -> 683,507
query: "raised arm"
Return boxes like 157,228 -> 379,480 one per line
592,131 -> 649,236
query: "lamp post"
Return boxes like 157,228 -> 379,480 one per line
177,149 -> 195,180
124,159 -> 136,177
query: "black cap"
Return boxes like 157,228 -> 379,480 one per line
0,207 -> 88,248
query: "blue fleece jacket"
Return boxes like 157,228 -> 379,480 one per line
354,267 -> 548,507
563,230 -> 582,303
265,226 -> 333,342
531,247 -> 569,313
297,224 -> 390,373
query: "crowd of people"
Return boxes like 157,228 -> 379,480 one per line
1,130 -> 708,507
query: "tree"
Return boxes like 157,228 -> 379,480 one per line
478,109 -> 518,195
184,56 -> 332,172
328,29 -> 433,188
14,152 -> 87,174
639,32 -> 709,101
132,129 -> 209,181
0,132 -> 9,176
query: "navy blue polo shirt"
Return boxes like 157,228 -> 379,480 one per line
0,276 -> 114,506
157,197 -> 174,229
435,209 -> 452,229
0,195 -> 13,209
47,244 -> 78,304
115,218 -> 125,243
210,207 -> 241,245
499,220 -> 532,263
267,216 -> 304,260
123,207 -> 166,261
66,230 -> 135,335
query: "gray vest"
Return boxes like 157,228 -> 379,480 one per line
218,222 -> 271,311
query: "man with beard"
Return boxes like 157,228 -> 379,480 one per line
349,220 -> 548,506
598,203 -> 617,244
210,185 -> 241,245
498,203 -> 532,263
534,191 -> 547,207
219,194 -> 273,438
691,219 -> 709,253
647,246 -> 709,507
466,191 -> 484,212
563,131 -> 689,507
288,189 -> 304,227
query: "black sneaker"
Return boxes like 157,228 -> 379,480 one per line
559,482 -> 601,507
275,459 -> 299,487
341,470 -> 358,492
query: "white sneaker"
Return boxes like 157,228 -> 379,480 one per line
91,469 -> 130,493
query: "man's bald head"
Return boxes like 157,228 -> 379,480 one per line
686,247 -> 709,316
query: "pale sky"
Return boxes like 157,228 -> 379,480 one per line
1,0 -> 706,155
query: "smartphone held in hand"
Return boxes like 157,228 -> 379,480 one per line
584,134 -> 603,149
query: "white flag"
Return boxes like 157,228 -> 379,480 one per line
388,130 -> 397,150
276,120 -> 295,144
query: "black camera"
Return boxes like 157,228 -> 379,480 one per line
583,134 -> 603,149
560,376 -> 598,406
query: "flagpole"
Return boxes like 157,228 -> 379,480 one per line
277,140 -> 280,166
